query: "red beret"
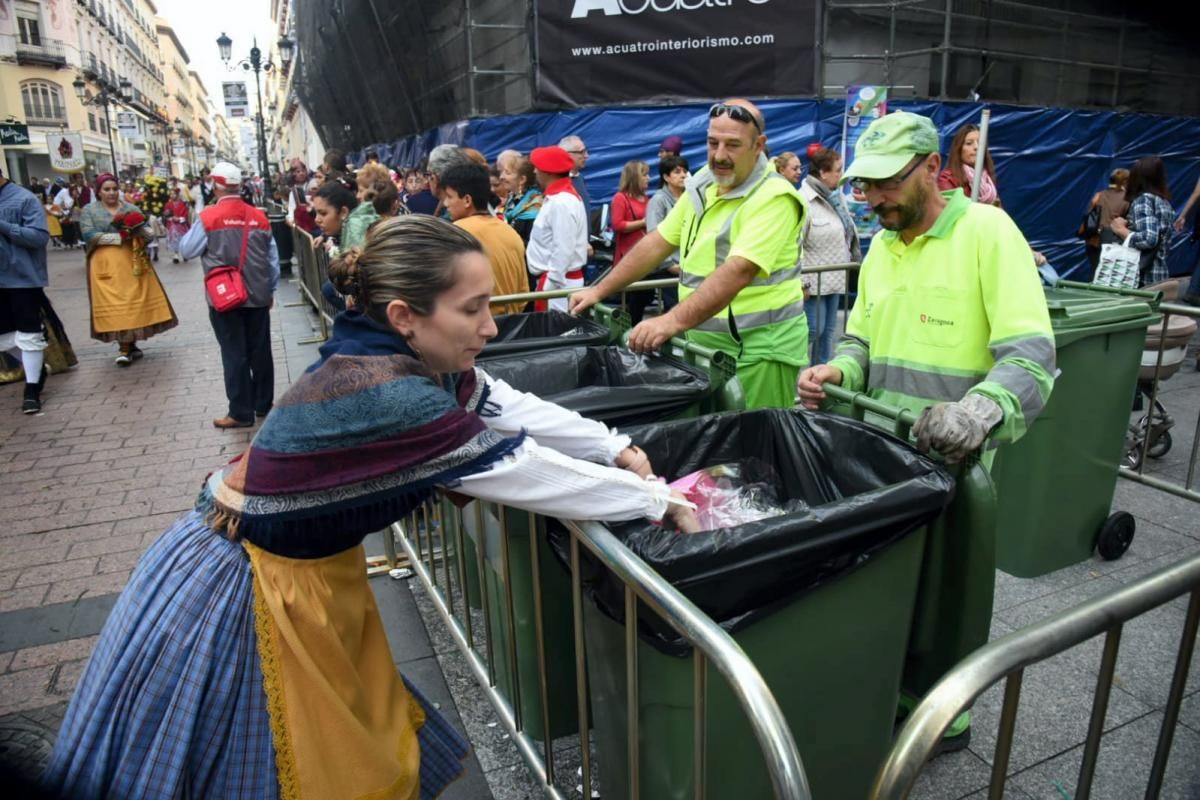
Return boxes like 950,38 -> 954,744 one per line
530,146 -> 574,175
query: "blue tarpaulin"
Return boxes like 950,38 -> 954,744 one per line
352,99 -> 1200,280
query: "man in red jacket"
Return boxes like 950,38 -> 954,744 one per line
179,162 -> 280,428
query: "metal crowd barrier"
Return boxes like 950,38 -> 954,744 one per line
874,551 -> 1200,799
1074,279 -> 1200,506
389,499 -> 811,800
288,227 -> 337,343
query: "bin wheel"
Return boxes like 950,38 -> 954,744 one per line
1147,431 -> 1173,460
1096,512 -> 1135,561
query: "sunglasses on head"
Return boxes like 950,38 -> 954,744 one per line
708,103 -> 762,134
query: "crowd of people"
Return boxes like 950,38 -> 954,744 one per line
5,93 -> 1200,800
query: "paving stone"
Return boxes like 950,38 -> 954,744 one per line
1008,712 -> 1200,800
14,559 -> 97,589
9,637 -> 99,672
0,666 -> 54,716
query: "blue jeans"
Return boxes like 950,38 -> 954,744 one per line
804,293 -> 842,365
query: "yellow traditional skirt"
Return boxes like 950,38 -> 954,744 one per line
87,243 -> 179,343
246,540 -> 430,800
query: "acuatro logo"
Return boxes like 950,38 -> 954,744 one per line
571,0 -> 769,17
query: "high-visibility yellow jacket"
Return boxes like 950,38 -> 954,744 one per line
828,190 -> 1055,443
656,153 -> 809,365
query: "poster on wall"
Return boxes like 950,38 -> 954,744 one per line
116,111 -> 143,141
841,85 -> 888,239
47,133 -> 86,172
535,0 -> 815,105
222,82 -> 250,118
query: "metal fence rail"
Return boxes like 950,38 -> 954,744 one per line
390,496 -> 811,800
873,551 -> 1200,799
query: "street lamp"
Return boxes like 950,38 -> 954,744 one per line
217,32 -> 294,202
73,74 -> 131,176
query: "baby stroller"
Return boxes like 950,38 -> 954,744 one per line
1123,277 -> 1198,469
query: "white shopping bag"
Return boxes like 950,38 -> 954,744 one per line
1094,235 -> 1141,289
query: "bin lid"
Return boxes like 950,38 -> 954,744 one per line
1043,287 -> 1160,347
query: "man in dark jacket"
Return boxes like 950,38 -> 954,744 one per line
179,162 -> 280,428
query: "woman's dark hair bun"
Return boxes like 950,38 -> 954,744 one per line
328,247 -> 365,301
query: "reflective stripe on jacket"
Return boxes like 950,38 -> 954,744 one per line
828,190 -> 1055,444
674,154 -> 808,337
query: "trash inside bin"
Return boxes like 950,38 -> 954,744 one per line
992,285 -> 1159,576
480,310 -> 610,357
477,346 -> 714,425
549,408 -> 956,800
558,408 -> 955,649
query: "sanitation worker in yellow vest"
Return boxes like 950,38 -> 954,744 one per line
800,110 -> 1055,753
569,98 -> 809,409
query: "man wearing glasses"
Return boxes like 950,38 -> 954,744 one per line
799,110 -> 1054,752
570,98 -> 808,409
559,135 -> 592,213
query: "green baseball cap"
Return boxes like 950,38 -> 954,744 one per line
841,111 -> 940,185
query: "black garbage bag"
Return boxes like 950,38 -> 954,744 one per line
481,311 -> 610,357
548,408 -> 956,654
478,346 -> 713,426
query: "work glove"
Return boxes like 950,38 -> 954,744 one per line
912,394 -> 1003,464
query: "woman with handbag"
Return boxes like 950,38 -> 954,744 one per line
80,173 -> 178,365
1080,169 -> 1129,281
1110,157 -> 1176,287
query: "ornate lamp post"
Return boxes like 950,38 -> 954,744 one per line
73,74 -> 131,175
217,32 -> 294,201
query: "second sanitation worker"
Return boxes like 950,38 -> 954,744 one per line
570,98 -> 808,409
799,111 -> 1055,752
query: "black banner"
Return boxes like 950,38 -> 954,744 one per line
535,0 -> 815,106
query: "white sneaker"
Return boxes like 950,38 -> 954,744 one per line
115,353 -> 132,366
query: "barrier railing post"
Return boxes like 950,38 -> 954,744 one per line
527,510 -> 556,784
1076,625 -> 1123,799
1146,588 -> 1200,798
570,532 -> 594,798
497,504 -> 524,732
626,585 -> 641,800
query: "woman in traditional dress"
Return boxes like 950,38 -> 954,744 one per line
80,173 -> 178,365
43,214 -> 695,800
163,185 -> 191,263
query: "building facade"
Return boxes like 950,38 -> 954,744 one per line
0,0 -> 171,183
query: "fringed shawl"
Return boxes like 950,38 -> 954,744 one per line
198,311 -> 523,558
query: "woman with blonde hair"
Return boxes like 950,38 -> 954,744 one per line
341,162 -> 392,249
500,152 -> 543,247
774,151 -> 802,185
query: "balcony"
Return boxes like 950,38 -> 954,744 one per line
12,36 -> 68,68
84,50 -> 99,77
87,0 -> 97,15
98,8 -> 107,29
26,110 -> 69,128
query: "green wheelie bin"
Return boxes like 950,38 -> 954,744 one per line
461,342 -> 744,742
990,283 -> 1160,577
561,407 -> 970,800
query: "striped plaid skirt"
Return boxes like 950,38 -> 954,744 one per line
42,510 -> 469,799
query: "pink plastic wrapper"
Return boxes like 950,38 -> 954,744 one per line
663,461 -> 807,532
